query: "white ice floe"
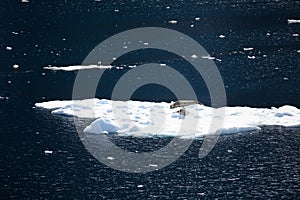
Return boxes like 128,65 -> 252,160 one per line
201,55 -> 215,60
168,20 -> 178,24
243,47 -> 254,51
219,35 -> 225,38
288,19 -> 300,24
6,46 -> 12,51
21,0 -> 29,3
191,54 -> 198,59
44,150 -> 53,154
13,64 -> 19,69
35,99 -> 300,138
44,65 -> 113,71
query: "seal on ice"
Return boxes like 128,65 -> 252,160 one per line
170,100 -> 203,116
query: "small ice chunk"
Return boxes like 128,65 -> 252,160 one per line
191,54 -> 198,59
168,20 -> 178,24
297,50 -> 300,53
243,47 -> 254,51
44,65 -> 113,71
13,64 -> 19,69
6,46 -> 12,51
44,150 -> 53,154
219,35 -> 225,38
283,77 -> 289,80
166,6 -> 170,9
227,149 -> 233,153
137,185 -> 143,188
148,164 -> 158,167
160,63 -> 166,66
292,33 -> 299,37
195,17 -> 200,21
247,55 -> 255,59
288,19 -> 300,24
114,9 -> 119,12
107,156 -> 114,160
201,55 -> 215,60
190,24 -> 194,28
21,0 -> 29,3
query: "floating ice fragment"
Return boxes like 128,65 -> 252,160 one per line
219,35 -> 225,38
195,17 -> 200,21
243,47 -> 254,51
191,54 -> 198,59
288,19 -> 300,24
201,55 -> 215,60
149,164 -> 158,167
137,185 -> 143,188
44,65 -> 113,71
168,20 -> 178,24
247,55 -> 255,59
292,33 -> 299,37
107,156 -> 114,160
44,150 -> 53,154
13,64 -> 19,69
21,0 -> 29,3
6,46 -> 12,51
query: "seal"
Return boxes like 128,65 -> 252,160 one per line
170,100 -> 203,116
170,100 -> 203,109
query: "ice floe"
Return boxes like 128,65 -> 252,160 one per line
35,99 -> 300,138
44,65 -> 113,71
288,19 -> 300,24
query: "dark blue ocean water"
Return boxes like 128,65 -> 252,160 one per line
1,0 -> 300,199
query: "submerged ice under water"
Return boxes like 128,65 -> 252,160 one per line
35,98 -> 300,138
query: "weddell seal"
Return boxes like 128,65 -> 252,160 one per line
170,100 -> 203,116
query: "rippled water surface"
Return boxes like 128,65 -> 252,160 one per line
1,0 -> 300,199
